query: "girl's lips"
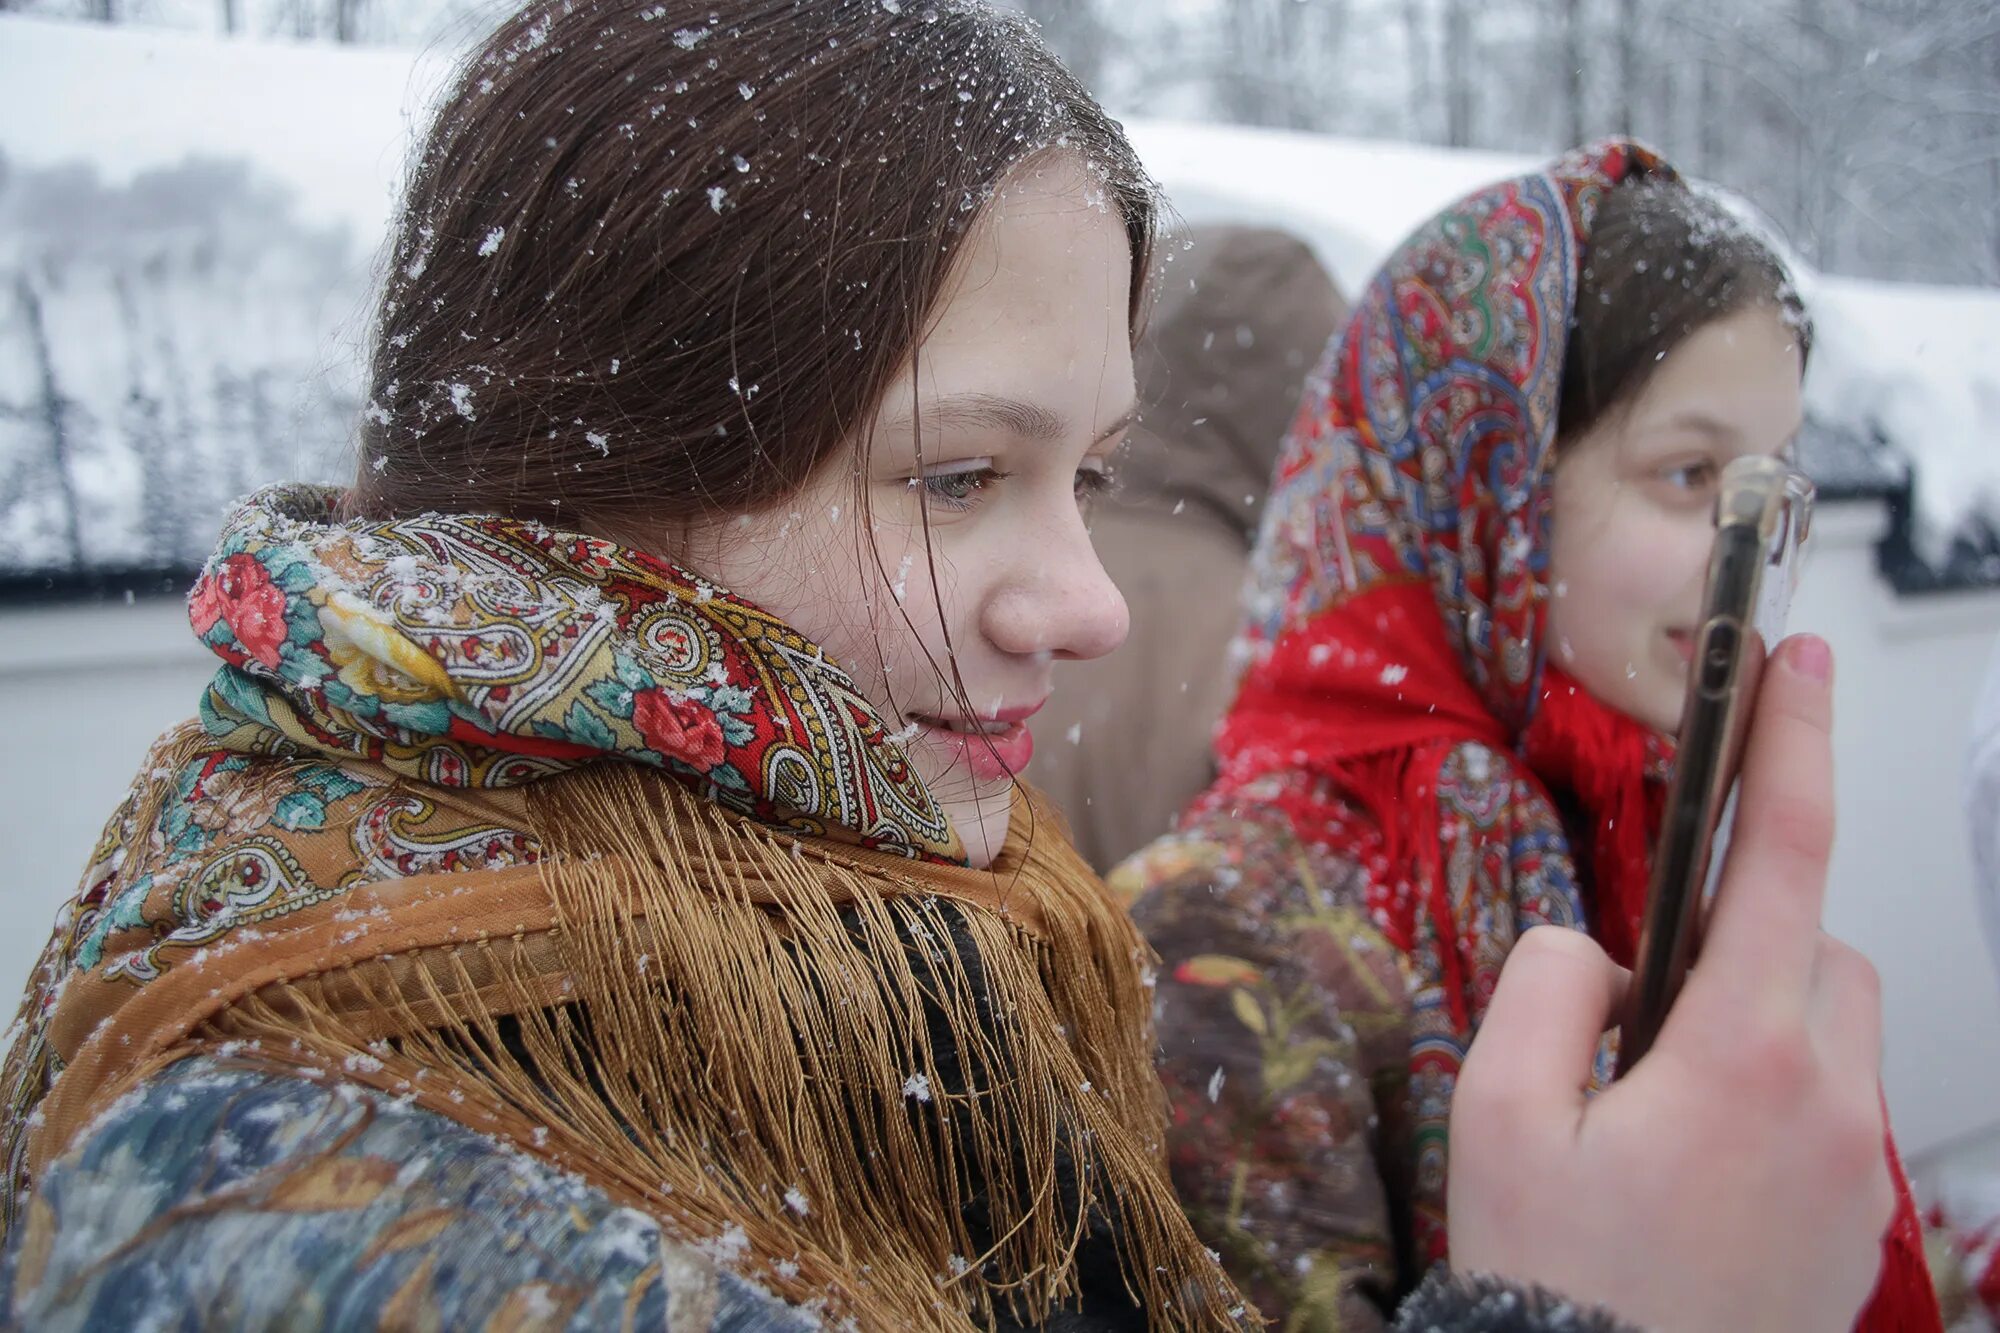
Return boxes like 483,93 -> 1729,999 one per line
919,719 -> 1034,780
1667,629 -> 1696,663
909,701 -> 1045,781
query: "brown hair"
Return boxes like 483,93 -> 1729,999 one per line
348,0 -> 1157,535
1561,175 -> 1811,440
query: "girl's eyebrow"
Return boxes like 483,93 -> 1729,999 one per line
1651,409 -> 1741,442
887,393 -> 1139,446
1646,409 -> 1803,463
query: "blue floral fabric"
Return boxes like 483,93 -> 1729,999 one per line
5,1057 -> 811,1331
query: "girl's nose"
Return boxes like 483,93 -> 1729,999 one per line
981,500 -> 1129,663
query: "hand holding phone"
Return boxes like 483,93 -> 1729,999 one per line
1615,455 -> 1815,1075
1451,635 -> 1894,1333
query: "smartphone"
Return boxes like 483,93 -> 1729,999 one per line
1613,455 -> 1815,1077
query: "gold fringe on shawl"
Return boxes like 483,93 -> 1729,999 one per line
26,765 -> 1248,1331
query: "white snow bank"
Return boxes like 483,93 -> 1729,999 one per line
0,14 -> 447,242
1804,276 -> 2000,551
2,14 -> 1996,561
1126,119 -> 1533,299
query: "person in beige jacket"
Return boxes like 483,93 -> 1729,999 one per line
1029,224 -> 1345,872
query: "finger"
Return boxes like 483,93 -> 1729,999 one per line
1808,934 -> 1884,1087
1695,634 -> 1836,1014
1461,926 -> 1628,1121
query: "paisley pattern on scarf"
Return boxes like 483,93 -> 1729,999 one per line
192,482 -> 957,859
4,481 -> 962,1221
1236,147 -> 1628,728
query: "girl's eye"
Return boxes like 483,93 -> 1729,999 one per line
1661,459 -> 1718,493
910,463 -> 1004,511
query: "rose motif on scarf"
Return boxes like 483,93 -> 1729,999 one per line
632,687 -> 731,771
191,553 -> 288,669
177,484 -> 960,863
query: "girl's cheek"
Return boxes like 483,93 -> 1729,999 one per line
1649,511 -> 1718,608
1593,501 -> 1709,608
871,534 -> 955,651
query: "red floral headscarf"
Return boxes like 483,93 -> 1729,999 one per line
1202,139 -> 1938,1331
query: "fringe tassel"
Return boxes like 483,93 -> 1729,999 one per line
188,767 -> 1244,1330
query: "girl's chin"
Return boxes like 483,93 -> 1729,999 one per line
1626,686 -> 1686,739
1586,667 -> 1685,739
1644,657 -> 1695,736
942,794 -> 1014,868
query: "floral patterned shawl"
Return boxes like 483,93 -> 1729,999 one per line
2,484 -> 1247,1330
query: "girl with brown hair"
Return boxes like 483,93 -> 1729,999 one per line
0,5 -> 1902,1330
2,6 -> 1217,1326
